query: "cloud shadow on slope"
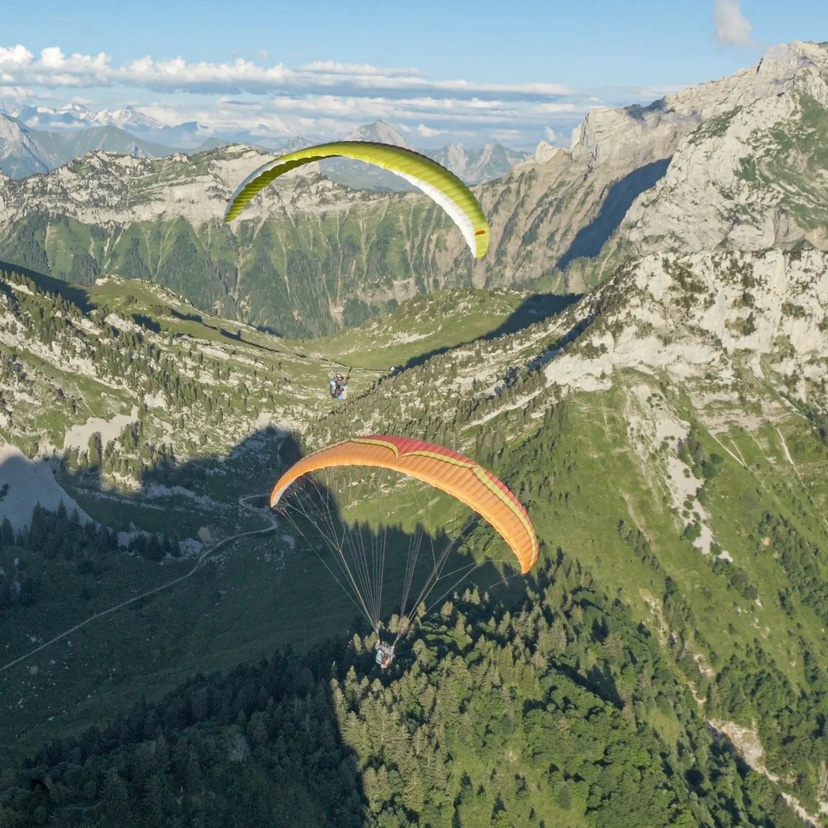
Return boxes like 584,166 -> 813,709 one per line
556,157 -> 671,270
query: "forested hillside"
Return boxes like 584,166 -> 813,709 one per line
3,239 -> 828,824
0,557 -> 804,827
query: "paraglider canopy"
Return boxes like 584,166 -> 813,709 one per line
270,434 -> 539,653
224,141 -> 491,259
270,435 -> 539,574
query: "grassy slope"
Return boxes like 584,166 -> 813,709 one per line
3,265 -> 828,815
0,275 -> 562,758
526,383 -> 828,689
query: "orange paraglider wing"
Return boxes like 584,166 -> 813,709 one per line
270,435 -> 539,574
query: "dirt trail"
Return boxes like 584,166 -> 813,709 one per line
775,426 -> 828,537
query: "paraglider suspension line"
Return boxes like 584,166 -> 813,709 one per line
282,492 -> 385,634
394,515 -> 479,643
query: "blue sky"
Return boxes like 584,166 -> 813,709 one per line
1,0 -> 826,148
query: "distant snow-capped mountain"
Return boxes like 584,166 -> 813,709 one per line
9,103 -> 164,133
320,121 -> 527,189
0,112 -> 180,178
0,103 -> 530,186
346,120 -> 413,148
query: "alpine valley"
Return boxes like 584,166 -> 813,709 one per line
2,40 -> 828,828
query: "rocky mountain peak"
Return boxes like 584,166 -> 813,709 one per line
346,119 -> 412,148
611,42 -> 828,261
0,114 -> 49,178
569,40 -> 828,172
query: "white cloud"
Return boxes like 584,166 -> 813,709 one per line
40,47 -> 66,69
300,59 -> 421,78
416,123 -> 443,138
0,46 -> 112,88
0,84 -> 30,103
713,0 -> 753,46
0,42 -> 674,148
0,44 -> 572,100
0,45 -> 34,66
536,102 -> 578,114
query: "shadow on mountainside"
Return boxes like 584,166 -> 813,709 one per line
556,157 -> 671,270
0,260 -> 93,313
0,426 -> 511,821
399,291 -> 582,371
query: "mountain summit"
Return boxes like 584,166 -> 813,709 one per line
345,119 -> 412,148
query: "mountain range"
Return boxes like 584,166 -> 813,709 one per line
1,39 -> 828,826
0,103 -> 530,185
0,41 -> 825,339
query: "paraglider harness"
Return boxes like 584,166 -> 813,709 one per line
328,368 -> 350,401
375,640 -> 395,670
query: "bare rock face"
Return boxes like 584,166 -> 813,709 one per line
0,41 -> 827,334
530,141 -> 562,164
616,42 -> 828,259
541,247 -> 828,412
0,144 -> 390,228
0,147 -> 226,226
484,41 -> 828,288
570,42 -> 826,170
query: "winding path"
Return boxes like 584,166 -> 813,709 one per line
0,493 -> 279,675
775,425 -> 828,537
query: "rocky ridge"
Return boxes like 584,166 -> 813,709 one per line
482,41 -> 828,288
0,43 -> 825,337
615,42 -> 828,258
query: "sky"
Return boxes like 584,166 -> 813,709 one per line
1,0 -> 826,149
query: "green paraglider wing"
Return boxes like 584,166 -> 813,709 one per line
224,141 -> 490,258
